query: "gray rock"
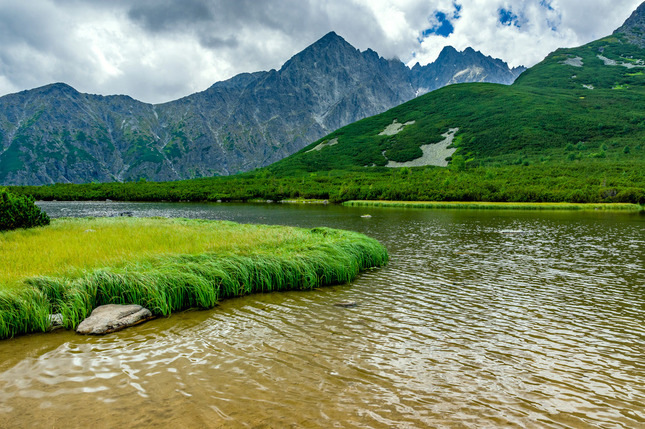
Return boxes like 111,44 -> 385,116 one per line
49,313 -> 64,330
76,304 -> 153,335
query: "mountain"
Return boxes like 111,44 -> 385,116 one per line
0,32 -> 523,186
412,46 -> 524,95
614,2 -> 645,48
267,6 -> 645,176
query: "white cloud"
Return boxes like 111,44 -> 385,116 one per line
399,0 -> 642,68
0,0 -> 641,103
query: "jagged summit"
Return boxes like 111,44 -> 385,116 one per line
292,31 -> 354,56
31,82 -> 79,95
317,31 -> 345,44
410,45 -> 524,94
280,31 -> 361,72
614,1 -> 645,47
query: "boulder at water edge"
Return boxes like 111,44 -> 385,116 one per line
76,304 -> 153,335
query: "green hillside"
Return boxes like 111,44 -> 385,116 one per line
270,34 -> 644,174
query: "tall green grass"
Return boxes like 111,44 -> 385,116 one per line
0,218 -> 388,339
343,200 -> 644,211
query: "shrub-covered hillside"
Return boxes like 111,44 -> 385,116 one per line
269,34 -> 644,174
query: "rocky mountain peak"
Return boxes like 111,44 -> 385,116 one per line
281,31 -> 357,66
316,31 -> 346,46
35,82 -> 79,97
411,45 -> 523,95
436,45 -> 459,60
614,2 -> 645,47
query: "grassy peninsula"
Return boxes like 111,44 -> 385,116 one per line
0,217 -> 388,339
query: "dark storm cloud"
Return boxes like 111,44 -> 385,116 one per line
121,0 -> 395,57
128,0 -> 214,32
0,1 -> 94,92
127,0 -> 325,32
199,35 -> 239,49
0,0 -> 642,104
125,0 -> 340,49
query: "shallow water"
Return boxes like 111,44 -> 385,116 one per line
1,202 -> 644,428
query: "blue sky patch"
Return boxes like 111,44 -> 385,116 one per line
419,3 -> 461,41
499,8 -> 521,27
453,2 -> 462,19
422,11 -> 455,38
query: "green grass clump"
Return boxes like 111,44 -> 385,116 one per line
343,200 -> 644,211
0,218 -> 388,339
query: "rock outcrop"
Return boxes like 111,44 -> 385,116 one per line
614,1 -> 645,48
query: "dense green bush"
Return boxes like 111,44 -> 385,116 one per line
8,159 -> 645,205
0,189 -> 50,231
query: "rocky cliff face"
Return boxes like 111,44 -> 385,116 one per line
0,32 -> 524,185
614,1 -> 645,47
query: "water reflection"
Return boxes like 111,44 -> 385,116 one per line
0,202 -> 643,428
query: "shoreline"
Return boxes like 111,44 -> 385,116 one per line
343,200 -> 645,211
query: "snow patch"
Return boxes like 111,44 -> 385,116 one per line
451,67 -> 484,82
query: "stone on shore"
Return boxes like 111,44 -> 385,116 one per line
76,304 -> 153,335
49,313 -> 64,330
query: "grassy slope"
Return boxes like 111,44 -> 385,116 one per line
0,218 -> 388,339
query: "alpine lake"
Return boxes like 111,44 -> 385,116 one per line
0,201 -> 643,428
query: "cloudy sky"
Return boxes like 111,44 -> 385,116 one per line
0,0 -> 641,103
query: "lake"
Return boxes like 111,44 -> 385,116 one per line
1,201 -> 643,428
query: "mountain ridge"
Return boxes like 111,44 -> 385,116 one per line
1,31 -> 524,186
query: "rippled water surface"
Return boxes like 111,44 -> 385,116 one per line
1,202 -> 644,428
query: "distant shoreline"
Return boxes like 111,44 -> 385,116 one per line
343,200 -> 645,211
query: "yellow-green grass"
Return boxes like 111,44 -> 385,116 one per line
343,200 -> 644,211
0,217 -> 388,339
